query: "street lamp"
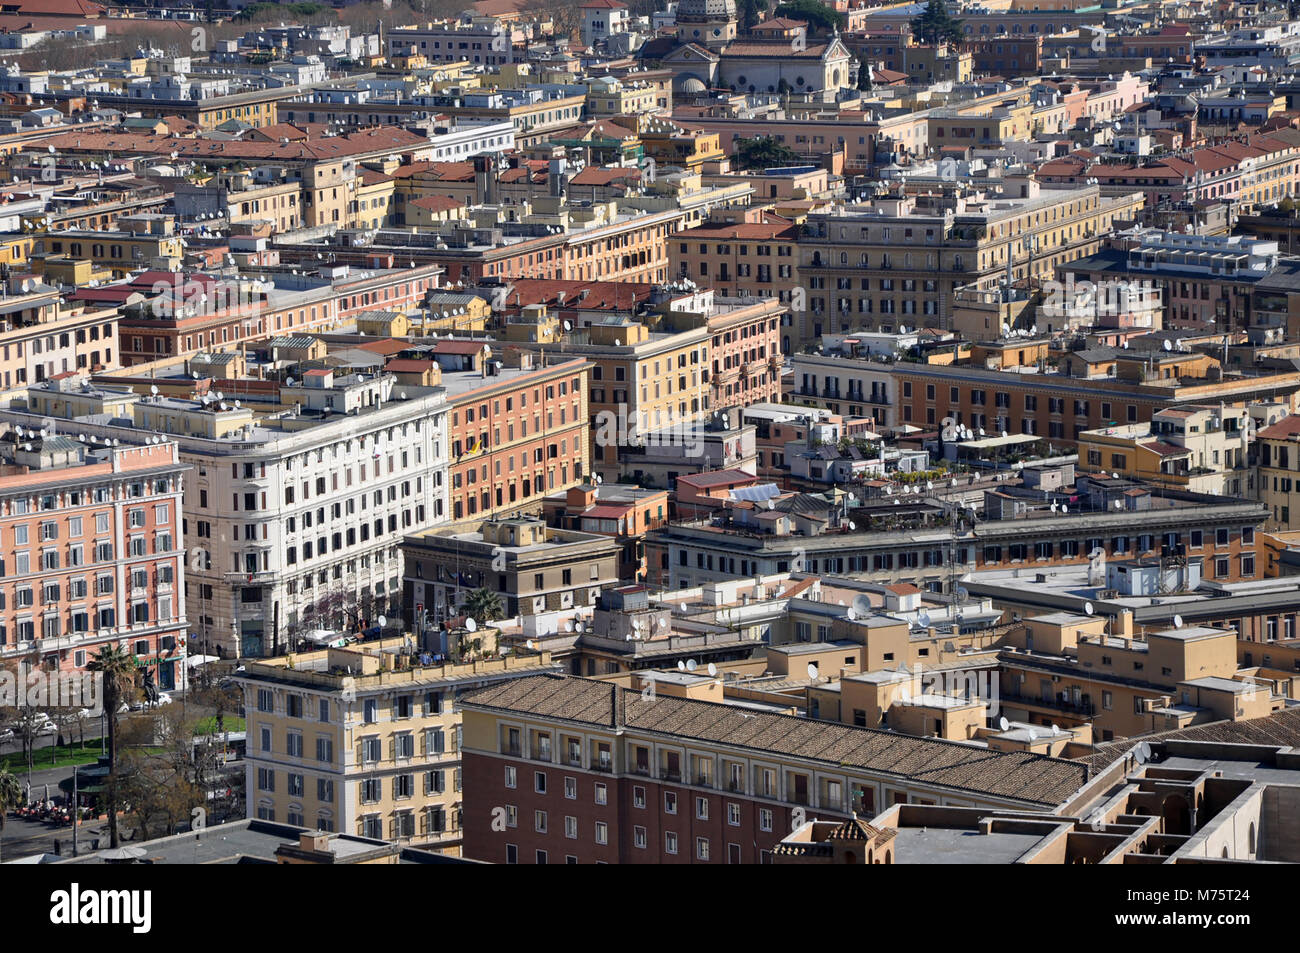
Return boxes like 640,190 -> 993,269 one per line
71,764 -> 81,857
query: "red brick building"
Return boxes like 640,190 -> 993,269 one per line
458,673 -> 1090,864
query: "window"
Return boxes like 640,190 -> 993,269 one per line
534,810 -> 547,834
728,803 -> 741,826
594,782 -> 608,806
759,808 -> 773,832
696,837 -> 710,861
664,792 -> 677,814
633,786 -> 646,809
595,821 -> 609,846
696,797 -> 709,820
634,825 -> 647,849
535,771 -> 547,794
665,832 -> 678,855
565,815 -> 578,839
505,766 -> 517,789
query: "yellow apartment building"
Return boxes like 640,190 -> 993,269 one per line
234,638 -> 560,855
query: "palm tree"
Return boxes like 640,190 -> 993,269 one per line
0,766 -> 22,864
462,588 -> 504,626
88,644 -> 137,849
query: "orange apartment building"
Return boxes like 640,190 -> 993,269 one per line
0,431 -> 189,689
106,265 -> 443,365
670,219 -> 801,313
1,281 -> 120,391
542,482 -> 670,581
441,353 -> 591,524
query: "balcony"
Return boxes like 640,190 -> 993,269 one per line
502,743 -> 522,758
694,774 -> 713,788
661,769 -> 682,783
592,760 -> 613,774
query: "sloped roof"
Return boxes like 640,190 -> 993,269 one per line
461,675 -> 1091,807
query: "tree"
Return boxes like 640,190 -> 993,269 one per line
88,644 -> 138,850
0,767 -> 21,864
735,136 -> 803,170
910,0 -> 965,46
774,0 -> 845,34
462,588 -> 503,626
739,0 -> 770,31
857,57 -> 875,91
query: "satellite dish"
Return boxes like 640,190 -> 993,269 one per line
150,384 -> 159,396
677,660 -> 686,671
1061,505 -> 1068,514
1136,741 -> 1152,764
707,663 -> 717,676
1026,727 -> 1039,741
377,615 -> 387,627
918,610 -> 932,627
575,621 -> 585,633
1162,339 -> 1172,351
464,617 -> 478,632
1050,502 -> 1058,512
1172,614 -> 1184,629
1050,723 -> 1060,735
525,639 -> 535,650
848,520 -> 856,530
852,595 -> 871,615
956,586 -> 969,601
1111,472 -> 1120,480
998,716 -> 1010,731
564,621 -> 574,633
686,659 -> 698,672
805,663 -> 819,680
1084,602 -> 1094,616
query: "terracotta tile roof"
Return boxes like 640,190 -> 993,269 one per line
410,195 -> 464,211
1258,415 -> 1300,440
462,674 -> 1091,807
44,126 -> 430,164
722,41 -> 832,58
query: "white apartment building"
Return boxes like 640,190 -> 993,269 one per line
9,370 -> 450,658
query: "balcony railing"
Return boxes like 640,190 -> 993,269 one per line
502,744 -> 522,757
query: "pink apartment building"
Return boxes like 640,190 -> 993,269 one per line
0,431 -> 189,690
